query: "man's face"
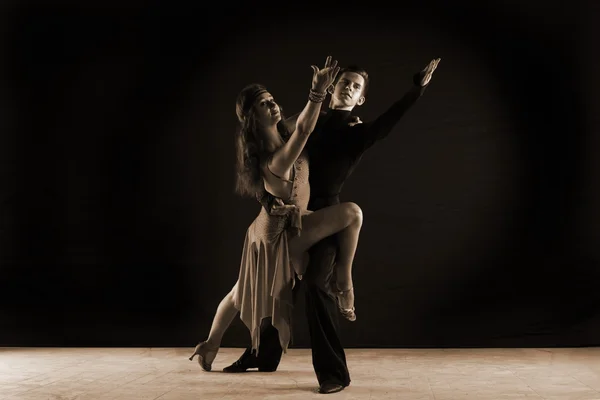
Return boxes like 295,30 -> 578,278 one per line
329,72 -> 366,110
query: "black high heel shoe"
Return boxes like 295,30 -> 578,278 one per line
333,286 -> 356,322
189,341 -> 219,371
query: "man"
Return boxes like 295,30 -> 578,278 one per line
223,58 -> 441,394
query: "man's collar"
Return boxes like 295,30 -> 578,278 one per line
326,108 -> 352,116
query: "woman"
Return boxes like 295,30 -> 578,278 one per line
189,56 -> 363,371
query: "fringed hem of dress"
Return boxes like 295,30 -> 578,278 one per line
233,202 -> 303,357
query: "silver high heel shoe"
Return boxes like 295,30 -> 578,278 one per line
333,286 -> 356,322
188,341 -> 219,371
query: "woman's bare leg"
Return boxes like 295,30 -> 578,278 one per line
205,282 -> 240,349
289,202 -> 363,310
190,282 -> 240,370
333,207 -> 363,286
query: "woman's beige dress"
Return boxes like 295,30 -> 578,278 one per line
233,154 -> 311,355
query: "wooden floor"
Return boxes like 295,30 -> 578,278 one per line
0,347 -> 599,399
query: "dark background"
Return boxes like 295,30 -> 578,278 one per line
1,0 -> 599,348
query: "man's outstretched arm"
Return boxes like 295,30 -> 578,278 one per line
353,58 -> 441,151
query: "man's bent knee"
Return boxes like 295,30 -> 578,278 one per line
304,263 -> 336,291
304,274 -> 333,293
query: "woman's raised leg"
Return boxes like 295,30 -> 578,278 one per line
289,202 -> 363,317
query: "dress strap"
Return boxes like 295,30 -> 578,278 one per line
263,156 -> 296,200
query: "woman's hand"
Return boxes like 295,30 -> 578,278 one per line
311,55 -> 340,93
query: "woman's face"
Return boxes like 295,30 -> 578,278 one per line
253,91 -> 281,128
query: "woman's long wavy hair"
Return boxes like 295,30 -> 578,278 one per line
234,83 -> 290,198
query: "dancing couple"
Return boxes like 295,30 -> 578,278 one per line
190,55 -> 440,394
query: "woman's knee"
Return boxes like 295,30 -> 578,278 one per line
342,202 -> 363,227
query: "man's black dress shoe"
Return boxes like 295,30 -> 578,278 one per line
222,355 -> 277,373
318,382 -> 345,394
